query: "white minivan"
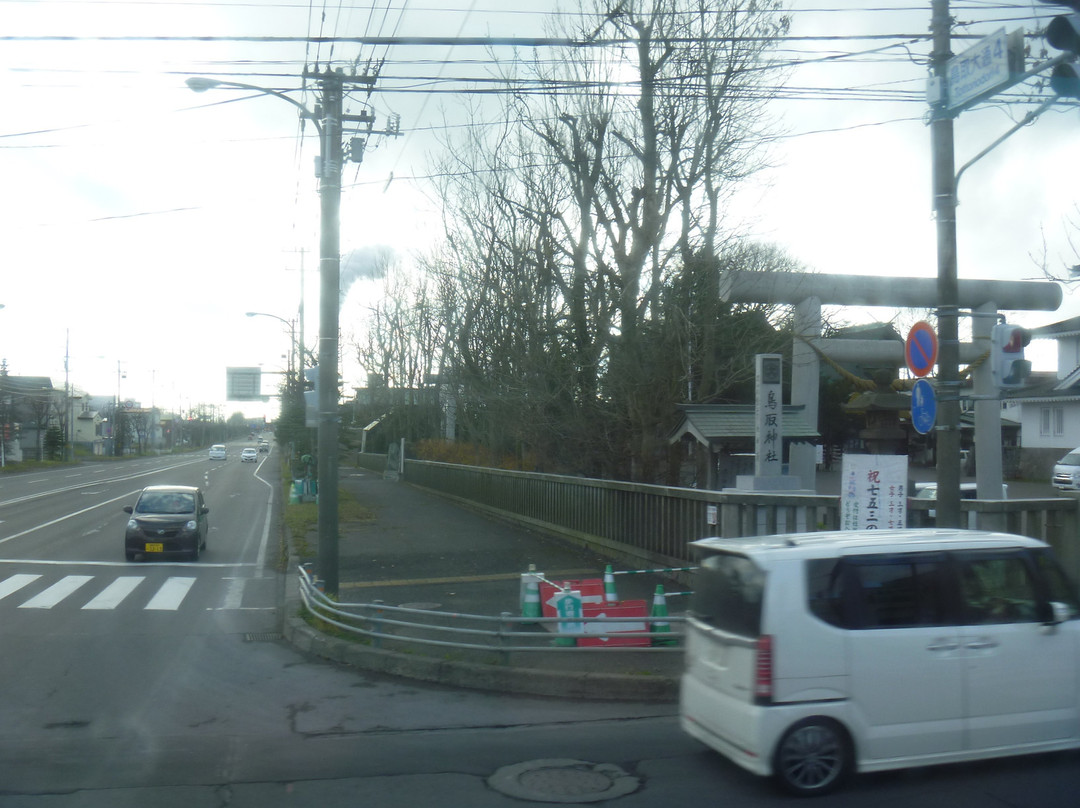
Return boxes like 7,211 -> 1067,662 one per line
679,528 -> 1080,796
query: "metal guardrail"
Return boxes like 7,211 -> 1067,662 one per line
297,566 -> 684,660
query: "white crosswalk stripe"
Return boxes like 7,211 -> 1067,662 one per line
0,570 -> 276,614
82,576 -> 145,610
20,575 -> 93,609
145,577 -> 196,611
0,572 -> 203,612
0,573 -> 41,601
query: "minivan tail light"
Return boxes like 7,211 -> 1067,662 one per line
754,635 -> 774,702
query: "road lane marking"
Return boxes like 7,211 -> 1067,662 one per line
221,577 -> 245,609
19,575 -> 93,609
145,577 -> 196,610
0,559 -> 257,568
0,490 -> 141,546
0,458 -> 204,509
82,576 -> 145,610
0,574 -> 41,601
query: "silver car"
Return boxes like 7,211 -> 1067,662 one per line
1053,449 -> 1080,490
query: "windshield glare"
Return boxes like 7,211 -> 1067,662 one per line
136,493 -> 195,514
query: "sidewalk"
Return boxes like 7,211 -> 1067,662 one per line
284,463 -> 1050,700
284,466 -> 687,701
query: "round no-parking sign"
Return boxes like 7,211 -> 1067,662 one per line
906,321 -> 938,378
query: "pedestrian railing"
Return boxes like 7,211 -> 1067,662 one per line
297,566 -> 684,667
355,453 -> 1080,582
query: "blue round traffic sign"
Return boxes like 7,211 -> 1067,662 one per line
906,321 -> 938,378
911,378 -> 937,435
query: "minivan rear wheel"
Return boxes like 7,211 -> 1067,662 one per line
773,717 -> 851,796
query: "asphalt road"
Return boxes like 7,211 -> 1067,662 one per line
1,451 -> 1078,807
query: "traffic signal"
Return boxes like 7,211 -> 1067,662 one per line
348,137 -> 366,163
303,365 -> 319,428
990,323 -> 1032,389
1044,12 -> 1080,97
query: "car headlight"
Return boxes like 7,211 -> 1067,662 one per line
127,519 -> 138,531
185,519 -> 198,531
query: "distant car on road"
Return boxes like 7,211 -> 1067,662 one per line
913,482 -> 991,528
1052,448 -> 1080,490
240,447 -> 258,463
123,484 -> 209,561
258,440 -> 269,453
208,444 -> 226,460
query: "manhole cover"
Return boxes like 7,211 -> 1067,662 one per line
488,759 -> 640,804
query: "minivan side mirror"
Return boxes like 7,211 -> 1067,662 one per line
201,506 -> 210,515
1040,600 -> 1073,628
123,505 -> 133,514
1050,601 -> 1073,624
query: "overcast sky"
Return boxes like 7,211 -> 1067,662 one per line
3,0 -> 1078,419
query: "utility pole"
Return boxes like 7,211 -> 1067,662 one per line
305,67 -> 378,596
930,0 -> 963,528
314,69 -> 343,596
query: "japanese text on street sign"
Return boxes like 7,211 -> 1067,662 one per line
948,28 -> 1009,109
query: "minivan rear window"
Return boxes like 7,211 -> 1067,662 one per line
852,559 -> 947,628
808,554 -> 948,629
689,553 -> 764,637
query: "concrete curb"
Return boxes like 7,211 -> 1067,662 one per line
282,561 -> 679,702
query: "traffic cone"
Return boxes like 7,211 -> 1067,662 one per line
604,564 -> 618,605
650,584 -> 676,646
521,568 -> 542,622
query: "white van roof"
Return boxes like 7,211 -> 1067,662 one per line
690,528 -> 1046,560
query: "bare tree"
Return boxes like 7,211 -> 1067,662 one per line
399,0 -> 792,478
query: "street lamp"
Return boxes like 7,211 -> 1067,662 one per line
245,311 -> 298,385
189,75 -> 341,594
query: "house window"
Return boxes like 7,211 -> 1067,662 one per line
1041,407 -> 1065,437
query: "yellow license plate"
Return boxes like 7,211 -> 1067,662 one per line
144,542 -> 164,553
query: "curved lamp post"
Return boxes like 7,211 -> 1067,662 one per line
245,311 -> 298,382
190,75 -> 341,594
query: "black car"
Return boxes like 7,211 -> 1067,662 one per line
123,485 -> 209,561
